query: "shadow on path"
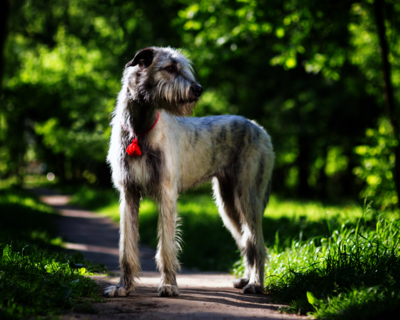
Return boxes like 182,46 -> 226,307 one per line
30,187 -> 157,271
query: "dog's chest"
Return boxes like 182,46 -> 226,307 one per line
124,144 -> 163,196
127,156 -> 150,186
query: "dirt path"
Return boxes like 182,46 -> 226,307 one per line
33,188 -> 304,320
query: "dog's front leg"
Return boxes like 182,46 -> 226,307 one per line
155,194 -> 180,297
104,187 -> 141,297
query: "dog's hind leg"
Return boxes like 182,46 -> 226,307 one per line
238,189 -> 268,294
212,174 -> 250,289
155,189 -> 180,297
104,187 -> 141,297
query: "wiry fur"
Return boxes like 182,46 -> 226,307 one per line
105,47 -> 275,297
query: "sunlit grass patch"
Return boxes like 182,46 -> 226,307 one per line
0,245 -> 102,320
266,196 -> 363,222
233,210 -> 400,319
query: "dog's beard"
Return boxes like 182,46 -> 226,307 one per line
155,99 -> 196,116
153,79 -> 198,116
130,74 -> 198,116
131,87 -> 197,116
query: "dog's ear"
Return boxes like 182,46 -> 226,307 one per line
125,48 -> 155,69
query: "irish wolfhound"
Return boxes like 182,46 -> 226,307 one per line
105,47 -> 274,297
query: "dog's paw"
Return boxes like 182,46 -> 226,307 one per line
242,283 -> 263,294
103,285 -> 130,297
233,277 -> 250,289
158,284 -> 179,297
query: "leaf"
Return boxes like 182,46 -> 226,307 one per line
2,245 -> 11,258
306,291 -> 320,307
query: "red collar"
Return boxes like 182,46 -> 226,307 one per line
120,112 -> 160,138
136,112 -> 160,137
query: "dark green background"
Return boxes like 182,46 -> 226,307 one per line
1,0 -> 400,207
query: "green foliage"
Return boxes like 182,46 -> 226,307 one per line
233,209 -> 400,319
177,0 -> 350,79
348,2 -> 400,99
175,0 -> 400,200
1,0 -> 185,184
354,118 -> 398,209
0,245 -> 100,320
2,0 -> 400,203
0,186 -> 103,319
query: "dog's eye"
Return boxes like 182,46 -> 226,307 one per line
165,65 -> 176,73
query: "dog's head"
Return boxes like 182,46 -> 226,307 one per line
124,47 -> 203,116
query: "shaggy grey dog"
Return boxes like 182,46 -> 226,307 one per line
105,47 -> 274,297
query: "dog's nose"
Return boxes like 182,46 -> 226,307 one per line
191,85 -> 203,97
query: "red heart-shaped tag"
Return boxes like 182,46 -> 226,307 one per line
126,139 -> 142,156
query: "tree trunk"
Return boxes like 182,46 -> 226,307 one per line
0,0 -> 10,92
373,0 -> 400,207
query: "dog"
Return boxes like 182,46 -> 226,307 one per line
105,47 -> 274,297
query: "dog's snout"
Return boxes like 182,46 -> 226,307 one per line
191,85 -> 203,97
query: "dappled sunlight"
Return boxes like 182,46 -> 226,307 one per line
64,242 -> 119,256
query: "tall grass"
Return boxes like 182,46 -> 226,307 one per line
233,204 -> 400,319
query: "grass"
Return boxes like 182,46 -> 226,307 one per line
68,184 -> 365,271
232,203 -> 400,319
67,184 -> 400,319
0,186 -> 104,320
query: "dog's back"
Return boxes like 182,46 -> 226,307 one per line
161,113 -> 274,195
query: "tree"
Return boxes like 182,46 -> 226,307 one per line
1,0 -> 185,185
1,0 -> 400,205
373,0 -> 400,207
176,0 -> 384,199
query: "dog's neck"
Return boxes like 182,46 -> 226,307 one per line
125,98 -> 158,136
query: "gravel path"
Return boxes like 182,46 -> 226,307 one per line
33,188 -> 304,320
